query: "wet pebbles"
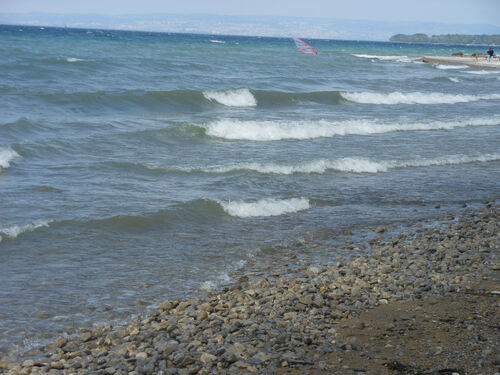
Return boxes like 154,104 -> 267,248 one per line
1,203 -> 498,374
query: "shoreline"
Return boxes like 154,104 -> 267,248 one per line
421,55 -> 500,69
1,202 -> 499,374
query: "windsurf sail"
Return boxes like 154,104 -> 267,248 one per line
293,36 -> 317,55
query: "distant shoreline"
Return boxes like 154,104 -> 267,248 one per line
391,33 -> 500,46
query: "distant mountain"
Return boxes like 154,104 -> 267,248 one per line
1,12 -> 500,41
390,33 -> 500,45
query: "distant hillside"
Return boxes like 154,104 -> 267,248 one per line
390,33 -> 500,45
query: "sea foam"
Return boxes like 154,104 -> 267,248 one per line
0,147 -> 20,170
434,64 -> 469,70
203,88 -> 257,107
181,154 -> 500,176
0,220 -> 51,242
203,117 -> 499,141
66,58 -> 84,62
353,54 -> 413,63
448,77 -> 459,83
219,198 -> 310,217
463,70 -> 500,75
340,91 -> 500,105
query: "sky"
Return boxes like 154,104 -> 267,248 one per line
1,0 -> 499,26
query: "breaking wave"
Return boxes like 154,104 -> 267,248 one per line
448,77 -> 459,83
66,57 -> 84,62
0,220 -> 51,242
203,88 -> 257,107
0,147 -> 20,170
434,64 -> 469,70
463,70 -> 500,75
353,54 -> 414,63
340,91 -> 500,105
172,154 -> 500,176
202,117 -> 500,141
219,198 -> 310,218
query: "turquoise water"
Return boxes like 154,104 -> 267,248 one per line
0,25 -> 499,355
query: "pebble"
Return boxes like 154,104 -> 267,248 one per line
3,204 -> 498,375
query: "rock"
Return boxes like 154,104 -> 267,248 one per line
136,352 -> 148,360
200,353 -> 217,363
198,311 -> 209,321
374,227 -> 387,233
50,361 -> 64,369
56,338 -> 67,348
81,332 -> 92,342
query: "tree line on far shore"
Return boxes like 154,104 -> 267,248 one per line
390,33 -> 500,45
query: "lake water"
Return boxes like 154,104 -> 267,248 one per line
0,25 -> 499,356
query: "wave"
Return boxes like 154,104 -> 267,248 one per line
52,197 -> 309,233
0,220 -> 51,242
219,198 -> 310,218
66,57 -> 84,62
26,87 -> 500,111
353,54 -> 413,63
463,70 -> 500,75
167,154 -> 500,176
209,40 -> 225,44
340,91 -> 500,105
203,88 -> 257,107
202,117 -> 500,141
82,199 -> 226,231
0,147 -> 21,170
448,77 -> 459,83
434,64 -> 469,70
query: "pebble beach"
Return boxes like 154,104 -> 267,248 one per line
1,202 -> 498,375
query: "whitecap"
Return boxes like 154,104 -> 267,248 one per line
219,198 -> 310,218
448,77 -> 459,83
340,91 -> 500,105
192,158 -> 387,174
463,70 -> 500,75
180,153 -> 500,176
203,88 -> 257,107
66,57 -> 83,62
203,117 -> 500,141
434,64 -> 469,70
353,54 -> 413,63
391,154 -> 500,169
0,220 -> 52,242
210,40 -> 225,44
0,147 -> 21,170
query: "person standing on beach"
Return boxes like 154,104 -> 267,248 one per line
487,47 -> 494,62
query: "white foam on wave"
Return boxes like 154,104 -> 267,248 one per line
203,88 -> 257,107
434,64 -> 469,70
182,154 -> 500,176
0,220 -> 51,243
448,77 -> 459,83
210,40 -> 225,44
463,70 -> 500,75
391,154 -> 500,170
0,147 -> 20,170
340,91 -> 500,105
66,57 -> 84,62
353,54 -> 413,63
219,198 -> 310,218
203,117 -> 500,141
193,158 -> 387,174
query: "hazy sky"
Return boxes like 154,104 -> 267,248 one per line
1,0 -> 499,25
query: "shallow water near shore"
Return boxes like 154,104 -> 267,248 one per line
0,25 -> 499,356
